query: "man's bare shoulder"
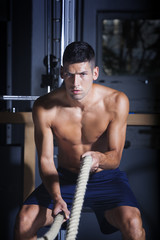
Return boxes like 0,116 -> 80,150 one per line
32,87 -> 67,122
34,87 -> 67,109
94,84 -> 128,102
94,84 -> 129,117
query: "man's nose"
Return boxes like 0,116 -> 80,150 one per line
73,74 -> 80,86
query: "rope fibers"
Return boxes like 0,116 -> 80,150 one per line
37,155 -> 92,240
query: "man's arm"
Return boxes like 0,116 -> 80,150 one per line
32,102 -> 70,219
83,92 -> 129,170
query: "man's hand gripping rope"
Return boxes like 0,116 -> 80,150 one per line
37,155 -> 93,240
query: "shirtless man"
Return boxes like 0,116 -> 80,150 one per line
14,41 -> 145,239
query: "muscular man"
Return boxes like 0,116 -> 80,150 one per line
14,42 -> 145,239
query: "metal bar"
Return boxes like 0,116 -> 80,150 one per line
47,0 -> 51,75
47,0 -> 52,93
6,0 -> 13,144
7,21 -> 12,109
61,0 -> 76,61
60,0 -> 76,87
0,95 -> 39,101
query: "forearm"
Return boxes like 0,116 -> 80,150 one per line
39,158 -> 62,201
83,150 -> 121,171
39,158 -> 70,219
98,150 -> 121,170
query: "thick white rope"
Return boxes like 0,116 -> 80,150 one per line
65,155 -> 92,240
37,155 -> 92,240
37,213 -> 64,240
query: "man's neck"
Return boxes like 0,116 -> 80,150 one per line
66,87 -> 94,111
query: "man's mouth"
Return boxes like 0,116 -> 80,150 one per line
71,89 -> 81,94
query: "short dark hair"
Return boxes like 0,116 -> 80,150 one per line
63,41 -> 95,67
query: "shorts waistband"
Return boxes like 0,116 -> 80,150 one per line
57,167 -> 120,182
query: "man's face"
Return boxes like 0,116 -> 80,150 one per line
61,61 -> 99,101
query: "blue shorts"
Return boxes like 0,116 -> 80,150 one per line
24,167 -> 139,234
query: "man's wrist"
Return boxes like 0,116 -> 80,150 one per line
53,194 -> 62,202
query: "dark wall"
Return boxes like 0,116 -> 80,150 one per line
80,0 -> 160,239
82,0 -> 160,114
0,146 -> 23,240
0,0 -> 32,112
0,2 -> 32,239
12,0 -> 32,111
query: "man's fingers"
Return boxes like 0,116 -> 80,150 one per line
64,209 -> 70,220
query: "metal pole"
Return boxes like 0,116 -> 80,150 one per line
60,0 -> 76,87
6,0 -> 13,144
0,95 -> 39,101
47,0 -> 52,93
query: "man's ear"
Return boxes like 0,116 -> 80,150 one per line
93,66 -> 99,81
60,66 -> 64,79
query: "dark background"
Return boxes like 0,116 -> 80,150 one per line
0,0 -> 159,239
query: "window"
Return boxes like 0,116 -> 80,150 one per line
102,19 -> 160,76
97,12 -> 160,78
96,12 -> 160,113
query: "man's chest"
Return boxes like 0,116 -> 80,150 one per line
53,109 -> 110,145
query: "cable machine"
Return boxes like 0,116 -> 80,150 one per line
0,0 -> 76,100
0,0 -> 76,144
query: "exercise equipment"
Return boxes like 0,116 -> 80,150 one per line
38,213 -> 64,240
0,95 -> 39,101
37,155 -> 92,240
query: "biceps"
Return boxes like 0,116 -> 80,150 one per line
35,127 -> 54,160
107,123 -> 127,152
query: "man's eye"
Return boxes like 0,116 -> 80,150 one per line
80,72 -> 87,76
65,72 -> 72,77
